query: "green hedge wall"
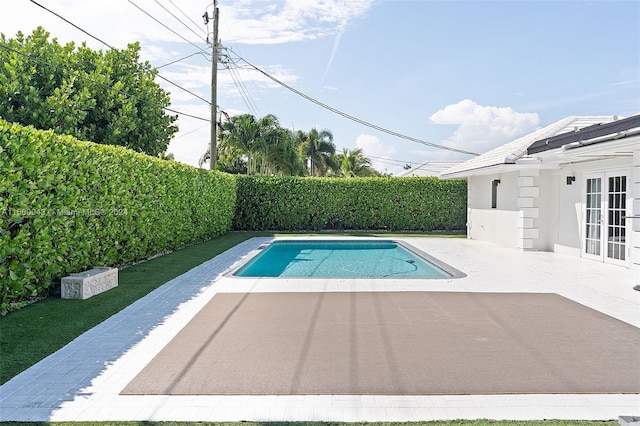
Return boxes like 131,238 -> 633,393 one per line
0,120 -> 236,313
233,175 -> 467,231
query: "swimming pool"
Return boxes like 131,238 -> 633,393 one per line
231,239 -> 465,279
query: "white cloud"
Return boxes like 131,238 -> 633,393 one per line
222,0 -> 375,44
429,99 -> 540,155
355,134 -> 397,174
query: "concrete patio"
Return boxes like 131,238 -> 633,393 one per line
1,237 -> 639,421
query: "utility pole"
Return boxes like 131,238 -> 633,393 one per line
205,1 -> 219,170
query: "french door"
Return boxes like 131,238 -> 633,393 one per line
583,172 -> 629,265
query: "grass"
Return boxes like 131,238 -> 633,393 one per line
0,231 -> 270,384
0,230 -> 463,384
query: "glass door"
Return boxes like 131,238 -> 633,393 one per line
606,175 -> 627,263
583,172 -> 629,265
584,176 -> 603,260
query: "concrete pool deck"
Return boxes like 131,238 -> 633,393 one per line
1,237 -> 639,421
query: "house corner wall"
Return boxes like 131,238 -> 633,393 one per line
632,149 -> 640,281
466,174 -> 520,248
517,169 -> 540,250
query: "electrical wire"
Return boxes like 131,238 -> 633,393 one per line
232,54 -> 480,156
165,107 -> 210,122
173,123 -> 210,138
127,0 -> 208,54
28,0 -> 112,47
225,57 -> 260,116
27,0 -> 211,106
156,51 -> 210,69
220,24 -> 270,116
167,0 -> 209,38
366,155 -> 423,166
227,66 -> 258,116
0,42 -> 210,122
153,0 -> 208,43
156,76 -> 210,105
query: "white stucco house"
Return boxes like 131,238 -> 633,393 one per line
440,114 -> 640,275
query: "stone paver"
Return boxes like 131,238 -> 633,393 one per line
1,237 -> 639,421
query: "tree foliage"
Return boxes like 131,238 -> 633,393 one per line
336,147 -> 380,177
0,27 -> 177,156
0,119 -> 235,314
210,113 -> 306,176
201,111 -> 380,177
297,128 -> 337,176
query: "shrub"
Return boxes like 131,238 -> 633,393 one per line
233,175 -> 466,231
0,119 -> 236,314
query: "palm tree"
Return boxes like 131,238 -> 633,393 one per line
337,147 -> 379,177
201,113 -> 307,176
298,128 -> 336,176
263,127 -> 306,176
202,114 -> 258,173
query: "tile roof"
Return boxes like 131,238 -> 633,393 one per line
395,162 -> 462,177
440,116 -> 619,178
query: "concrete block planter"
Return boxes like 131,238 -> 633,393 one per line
61,267 -> 118,300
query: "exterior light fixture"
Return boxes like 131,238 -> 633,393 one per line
566,176 -> 576,185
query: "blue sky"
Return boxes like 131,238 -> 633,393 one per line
2,0 -> 639,174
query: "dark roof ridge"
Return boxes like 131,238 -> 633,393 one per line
527,114 -> 640,154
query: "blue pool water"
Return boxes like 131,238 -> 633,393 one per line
233,240 -> 462,278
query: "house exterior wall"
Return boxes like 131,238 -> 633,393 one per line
549,157 -> 633,258
467,172 -> 520,247
465,155 -> 637,267
517,168 -> 540,250
546,168 -> 582,255
532,170 -> 556,251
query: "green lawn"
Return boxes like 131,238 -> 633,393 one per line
0,231 -> 269,384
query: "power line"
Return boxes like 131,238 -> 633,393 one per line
367,154 -> 424,166
153,0 -> 208,43
0,42 -> 210,123
173,123 -> 210,139
232,54 -> 480,156
220,26 -> 270,117
165,107 -> 210,122
127,0 -> 208,54
155,75 -> 210,104
28,0 -> 112,47
167,0 -> 209,38
156,51 -> 210,69
225,60 -> 260,116
27,0 -> 210,106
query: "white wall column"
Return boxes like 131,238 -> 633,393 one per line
631,149 -> 640,280
517,169 -> 540,250
466,179 -> 472,239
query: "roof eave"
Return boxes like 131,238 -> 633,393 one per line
440,163 -> 520,179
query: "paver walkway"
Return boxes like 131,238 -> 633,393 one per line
1,237 -> 639,421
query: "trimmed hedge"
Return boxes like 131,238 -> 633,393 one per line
0,118 -> 467,314
233,175 -> 466,231
0,119 -> 236,314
